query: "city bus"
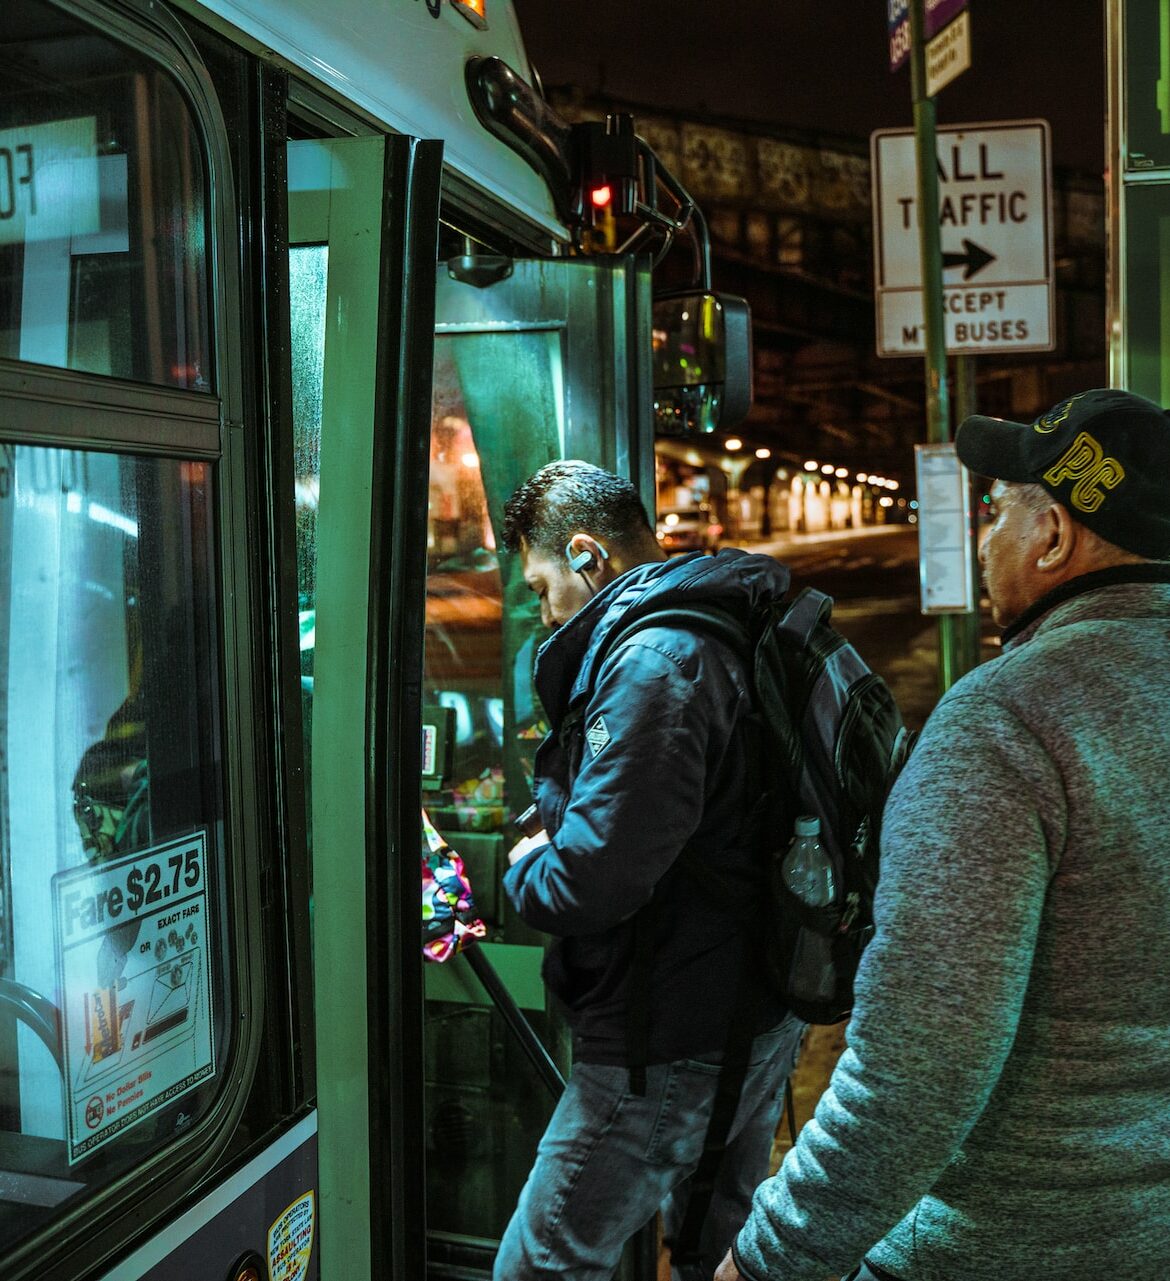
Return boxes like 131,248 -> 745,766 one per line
0,0 -> 746,1278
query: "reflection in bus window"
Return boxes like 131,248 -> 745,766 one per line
289,243 -> 327,827
0,0 -> 210,390
422,332 -> 568,1240
0,446 -> 227,1255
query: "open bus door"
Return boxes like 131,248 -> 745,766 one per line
421,252 -> 656,1279
286,131 -> 444,1281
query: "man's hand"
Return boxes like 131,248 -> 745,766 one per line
714,1249 -> 744,1281
508,829 -> 549,867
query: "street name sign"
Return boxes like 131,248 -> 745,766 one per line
871,119 -> 1054,358
926,10 -> 970,97
888,0 -> 969,72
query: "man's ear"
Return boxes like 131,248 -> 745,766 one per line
1036,502 -> 1077,572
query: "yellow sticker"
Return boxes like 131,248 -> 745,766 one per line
268,1190 -> 315,1281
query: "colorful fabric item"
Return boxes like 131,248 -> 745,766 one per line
422,808 -> 486,963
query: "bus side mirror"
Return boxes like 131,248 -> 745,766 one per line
652,293 -> 753,436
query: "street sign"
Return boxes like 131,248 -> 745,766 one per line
926,10 -> 971,97
888,0 -> 968,72
914,444 -> 975,614
870,119 -> 1054,357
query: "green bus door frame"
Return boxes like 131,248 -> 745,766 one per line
288,132 -> 443,1281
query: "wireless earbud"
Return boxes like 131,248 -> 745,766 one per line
565,539 -> 610,575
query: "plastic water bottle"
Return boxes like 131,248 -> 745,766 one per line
780,815 -> 835,907
779,816 -> 837,1004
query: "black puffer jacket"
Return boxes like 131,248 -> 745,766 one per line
503,548 -> 792,1064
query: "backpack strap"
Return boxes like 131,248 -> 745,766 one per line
600,602 -> 781,1255
776,587 -> 833,646
603,604 -> 752,667
613,605 -> 752,1097
626,907 -> 654,1096
667,974 -> 762,1268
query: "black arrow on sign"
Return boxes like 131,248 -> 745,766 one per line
942,238 -> 996,281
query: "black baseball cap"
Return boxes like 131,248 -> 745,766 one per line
955,388 -> 1170,558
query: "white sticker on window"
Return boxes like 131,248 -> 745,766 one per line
52,831 -> 216,1164
0,116 -> 100,245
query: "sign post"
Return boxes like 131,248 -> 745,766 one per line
906,0 -> 961,692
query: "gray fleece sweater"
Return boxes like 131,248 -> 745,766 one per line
733,573 -> 1170,1281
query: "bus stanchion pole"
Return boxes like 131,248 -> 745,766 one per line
462,943 -> 566,1099
909,0 -> 959,693
463,946 -> 660,1279
953,354 -> 984,674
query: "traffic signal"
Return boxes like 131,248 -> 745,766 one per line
571,114 -> 638,228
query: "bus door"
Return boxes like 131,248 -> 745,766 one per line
422,254 -> 654,1278
0,0 -> 299,1278
286,130 -> 444,1281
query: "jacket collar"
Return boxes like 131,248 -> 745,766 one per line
533,549 -> 791,726
1001,563 -> 1170,650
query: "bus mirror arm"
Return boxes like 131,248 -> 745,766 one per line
465,56 -> 575,223
620,141 -> 712,289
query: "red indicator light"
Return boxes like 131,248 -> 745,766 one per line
590,184 -> 612,208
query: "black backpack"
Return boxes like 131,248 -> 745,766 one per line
599,585 -> 916,1266
606,585 -> 915,1025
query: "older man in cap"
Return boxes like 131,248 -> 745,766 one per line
716,388 -> 1170,1281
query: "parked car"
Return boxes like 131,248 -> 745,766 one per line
655,506 -> 722,553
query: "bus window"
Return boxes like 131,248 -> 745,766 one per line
1123,0 -> 1170,170
0,0 -> 210,391
0,445 -> 228,1255
1122,183 -> 1170,402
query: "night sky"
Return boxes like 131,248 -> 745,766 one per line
512,0 -> 1106,175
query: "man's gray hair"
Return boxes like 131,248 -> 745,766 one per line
1007,480 -> 1154,564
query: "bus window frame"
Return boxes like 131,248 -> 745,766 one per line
0,1 -> 264,1278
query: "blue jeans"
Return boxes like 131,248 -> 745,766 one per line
493,1013 -> 806,1281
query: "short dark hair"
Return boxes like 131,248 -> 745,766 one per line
501,460 -> 653,555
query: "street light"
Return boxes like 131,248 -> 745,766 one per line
755,447 -> 771,459
725,437 -> 743,451
804,460 -> 819,471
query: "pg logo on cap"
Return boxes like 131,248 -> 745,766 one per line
1042,431 -> 1126,513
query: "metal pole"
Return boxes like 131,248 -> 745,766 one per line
952,355 -> 984,675
462,945 -> 566,1099
909,0 -> 960,694
463,947 -> 658,1278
